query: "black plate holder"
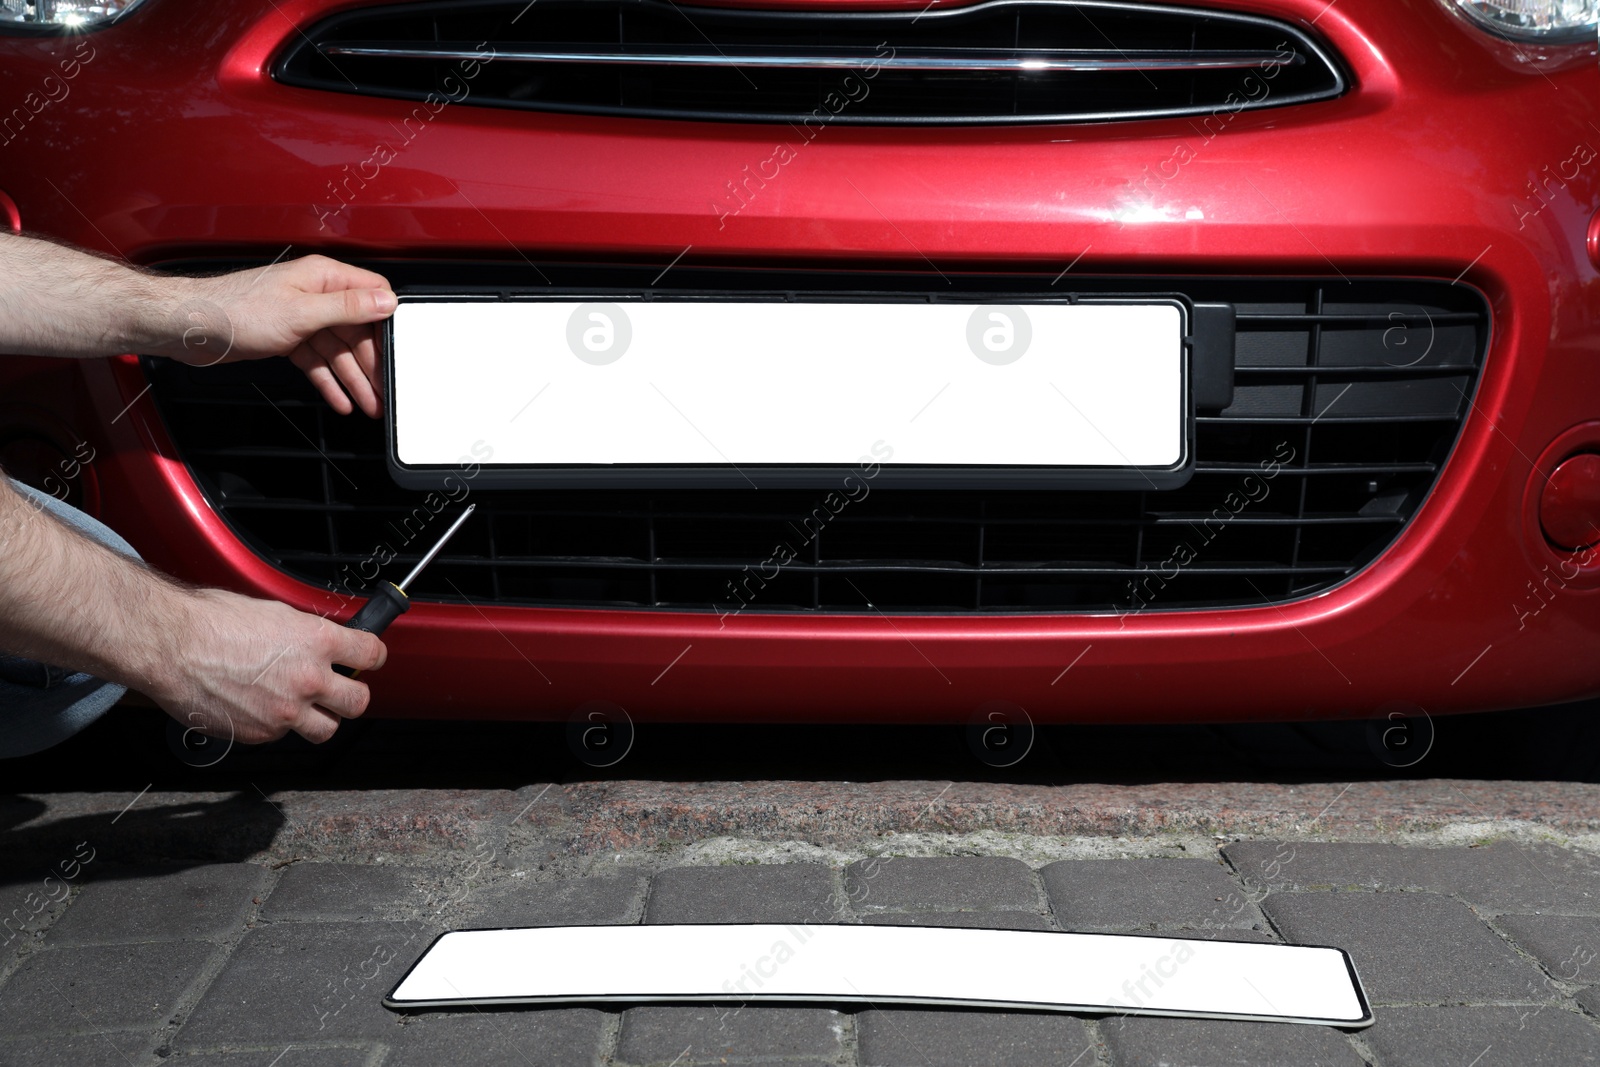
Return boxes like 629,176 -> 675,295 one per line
382,288 -> 1233,491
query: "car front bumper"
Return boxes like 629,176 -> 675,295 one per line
2,0 -> 1598,721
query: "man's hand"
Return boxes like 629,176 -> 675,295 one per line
0,238 -> 398,744
151,587 -> 388,745
0,477 -> 387,747
152,255 -> 397,419
1,236 -> 398,418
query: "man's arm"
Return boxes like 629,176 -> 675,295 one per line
0,232 -> 396,416
0,477 -> 386,743
0,233 -> 401,743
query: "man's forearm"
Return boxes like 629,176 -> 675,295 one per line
0,476 -> 188,695
0,237 -> 394,744
0,472 -> 388,743
0,231 -> 185,359
0,236 -> 394,413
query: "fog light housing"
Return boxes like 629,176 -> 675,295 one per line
1540,453 -> 1600,550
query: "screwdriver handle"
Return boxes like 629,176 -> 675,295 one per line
334,582 -> 409,678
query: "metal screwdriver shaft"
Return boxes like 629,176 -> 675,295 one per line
335,504 -> 475,677
398,504 -> 476,592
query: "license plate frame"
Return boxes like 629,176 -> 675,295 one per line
383,289 -> 1199,491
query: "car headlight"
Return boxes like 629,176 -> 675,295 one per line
1447,0 -> 1600,41
1,0 -> 146,29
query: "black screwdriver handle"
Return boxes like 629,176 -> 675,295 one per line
334,582 -> 409,678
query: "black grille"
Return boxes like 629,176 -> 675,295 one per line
273,0 -> 1347,125
145,265 -> 1487,615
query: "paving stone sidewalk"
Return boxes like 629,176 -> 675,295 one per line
4,817 -> 1600,1066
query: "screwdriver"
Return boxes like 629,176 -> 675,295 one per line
334,503 -> 476,678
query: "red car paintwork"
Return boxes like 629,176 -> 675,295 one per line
2,0 -> 1598,722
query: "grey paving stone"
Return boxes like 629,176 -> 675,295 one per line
466,874 -> 647,927
857,1008 -> 1094,1067
1262,892 -> 1548,1004
0,940 -> 214,1035
0,1034 -> 163,1067
1495,914 -> 1600,984
864,911 -> 1056,931
0,869 -> 74,949
167,1049 -> 374,1066
845,857 -> 1039,914
617,1005 -> 842,1064
46,864 -> 267,945
1171,927 -> 1282,943
1362,1005 -> 1600,1066
1225,840 -> 1600,913
645,864 -> 842,924
1099,1016 -> 1364,1067
260,863 -> 427,922
1041,859 -> 1265,931
1224,840 -> 1322,889
386,1007 -> 607,1066
175,921 -> 433,1048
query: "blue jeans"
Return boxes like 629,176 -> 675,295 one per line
0,477 -> 141,758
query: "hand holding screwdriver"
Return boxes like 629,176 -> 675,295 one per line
335,504 -> 475,677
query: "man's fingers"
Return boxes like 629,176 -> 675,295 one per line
331,321 -> 382,410
290,703 -> 343,745
329,350 -> 380,420
294,287 -> 397,337
313,673 -> 373,720
308,330 -> 380,418
328,622 -> 388,675
288,343 -> 354,415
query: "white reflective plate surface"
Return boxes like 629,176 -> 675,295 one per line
390,300 -> 1184,470
386,924 -> 1372,1028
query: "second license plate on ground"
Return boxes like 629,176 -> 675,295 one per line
386,923 -> 1372,1027
386,296 -> 1190,489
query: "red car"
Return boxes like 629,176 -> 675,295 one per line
2,0 -> 1597,738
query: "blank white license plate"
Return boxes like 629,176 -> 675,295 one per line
386,297 -> 1189,488
385,923 -> 1372,1028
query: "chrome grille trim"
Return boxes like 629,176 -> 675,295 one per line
275,0 -> 1349,126
321,43 -> 1305,74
